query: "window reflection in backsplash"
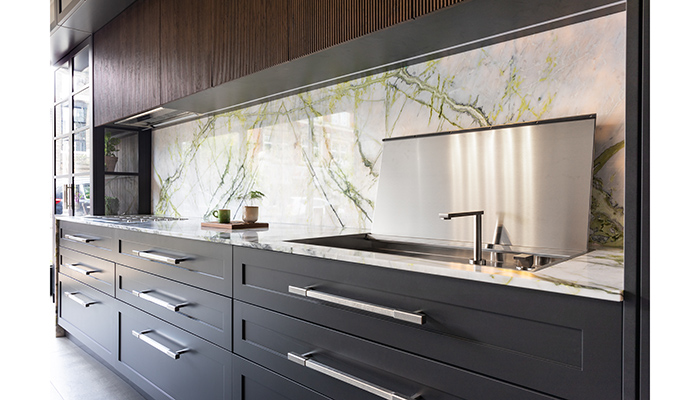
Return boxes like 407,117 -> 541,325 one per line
153,12 -> 625,246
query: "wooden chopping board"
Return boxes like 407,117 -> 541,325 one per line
201,221 -> 269,230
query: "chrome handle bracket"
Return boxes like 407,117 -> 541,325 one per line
288,286 -> 424,325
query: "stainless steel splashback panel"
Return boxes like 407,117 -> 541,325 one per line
372,115 -> 596,255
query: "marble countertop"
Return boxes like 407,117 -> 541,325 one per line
58,216 -> 624,302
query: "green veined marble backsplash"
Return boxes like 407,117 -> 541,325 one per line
153,12 -> 625,247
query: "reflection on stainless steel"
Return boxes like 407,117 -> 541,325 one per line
289,233 -> 573,272
373,115 -> 596,255
439,211 -> 484,265
84,215 -> 188,224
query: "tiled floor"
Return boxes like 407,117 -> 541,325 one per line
48,303 -> 145,400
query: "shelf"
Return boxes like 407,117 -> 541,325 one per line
105,172 -> 139,176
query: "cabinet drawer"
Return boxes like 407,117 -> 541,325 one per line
234,246 -> 622,400
59,221 -> 116,260
117,264 -> 233,351
116,302 -> 233,400
235,300 -> 552,400
116,229 -> 233,297
59,247 -> 115,296
233,355 -> 331,400
58,273 -> 117,363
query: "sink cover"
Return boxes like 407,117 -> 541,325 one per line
288,234 -> 575,272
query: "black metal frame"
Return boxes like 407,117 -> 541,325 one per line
92,126 -> 152,216
624,1 -> 650,399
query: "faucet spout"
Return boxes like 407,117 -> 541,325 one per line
439,211 -> 485,265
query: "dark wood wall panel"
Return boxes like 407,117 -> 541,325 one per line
415,0 -> 466,18
93,16 -> 123,126
288,0 -> 414,60
160,0 -> 214,104
120,0 -> 161,119
212,0 -> 289,87
93,0 -> 160,126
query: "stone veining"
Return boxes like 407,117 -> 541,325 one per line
153,12 -> 626,246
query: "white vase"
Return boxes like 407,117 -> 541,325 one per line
242,206 -> 259,223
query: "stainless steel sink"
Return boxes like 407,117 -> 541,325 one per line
287,233 -> 573,272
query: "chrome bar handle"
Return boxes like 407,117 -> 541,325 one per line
65,234 -> 97,243
288,353 -> 411,400
132,330 -> 188,360
288,286 -> 424,325
64,291 -> 98,307
64,263 -> 99,275
132,250 -> 187,265
131,290 -> 189,312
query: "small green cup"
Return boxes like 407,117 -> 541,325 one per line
212,209 -> 231,223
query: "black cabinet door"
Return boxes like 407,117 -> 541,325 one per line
115,301 -> 233,400
233,355 -> 332,400
116,264 -> 233,350
234,246 -> 623,400
58,273 -> 118,364
234,300 -> 554,400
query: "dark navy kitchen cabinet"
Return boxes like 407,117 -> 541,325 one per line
233,246 -> 622,400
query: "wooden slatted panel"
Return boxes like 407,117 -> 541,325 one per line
120,0 -> 161,120
93,0 -> 160,126
213,0 -> 289,86
93,15 -> 123,126
160,0 -> 214,104
288,0 -> 414,60
415,0 -> 466,18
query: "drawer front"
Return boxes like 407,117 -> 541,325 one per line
234,246 -> 622,400
235,300 -> 553,400
59,247 -> 115,296
116,301 -> 233,400
116,229 -> 233,297
58,273 -> 117,363
233,355 -> 331,400
117,264 -> 233,351
59,221 -> 116,259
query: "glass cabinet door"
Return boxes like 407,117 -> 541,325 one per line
53,42 -> 93,217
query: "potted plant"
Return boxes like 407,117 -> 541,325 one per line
238,190 -> 265,223
105,196 -> 120,215
104,131 -> 120,172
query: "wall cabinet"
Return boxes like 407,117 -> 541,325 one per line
212,0 -> 289,87
93,0 -> 160,127
160,0 -> 214,104
92,0 -> 468,126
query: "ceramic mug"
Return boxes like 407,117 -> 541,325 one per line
212,209 -> 231,223
242,206 -> 258,223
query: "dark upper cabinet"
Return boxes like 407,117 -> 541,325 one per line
92,0 -> 467,126
212,0 -> 289,87
414,0 -> 466,18
93,0 -> 161,126
288,0 -> 414,60
160,0 -> 214,104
